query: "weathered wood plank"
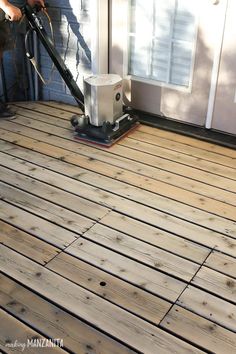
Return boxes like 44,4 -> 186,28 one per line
0,245 -> 202,354
177,286 -> 236,331
83,223 -> 200,281
1,139 -> 236,227
66,238 -> 185,302
0,201 -> 78,249
0,161 -> 212,264
14,106 -> 72,129
0,308 -> 66,353
1,117 -> 236,196
101,211 -> 236,258
38,100 -> 82,115
0,274 -> 137,354
100,211 -> 210,262
35,101 -> 236,158
0,101 -> 234,354
1,154 -> 235,248
137,124 -> 236,159
125,132 -> 236,176
14,103 -> 236,173
0,151 -> 235,255
192,266 -> 236,303
127,130 -> 236,170
0,220 -> 59,265
0,164 -> 211,264
14,113 -> 236,186
37,102 -> 235,160
0,182 -> 95,235
13,101 -> 74,119
1,128 -> 236,219
47,252 -> 171,324
0,164 -> 108,222
160,305 -> 236,354
71,166 -> 236,228
205,251 -> 236,278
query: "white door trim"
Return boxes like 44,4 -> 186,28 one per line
205,0 -> 228,129
91,0 -> 109,74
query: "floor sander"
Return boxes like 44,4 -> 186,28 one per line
22,4 -> 139,146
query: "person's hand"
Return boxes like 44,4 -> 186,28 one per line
3,4 -> 22,21
27,0 -> 45,9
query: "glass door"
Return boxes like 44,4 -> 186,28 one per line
109,0 -> 228,126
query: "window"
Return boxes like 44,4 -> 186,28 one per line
128,0 -> 198,88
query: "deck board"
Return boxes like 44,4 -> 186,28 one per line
2,151 -> 235,248
81,223 -> 200,281
160,305 -> 236,354
0,220 -> 59,265
0,245 -> 201,354
125,130 -> 236,169
65,238 -> 185,302
46,252 -> 171,324
13,103 -> 236,171
0,308 -> 66,353
1,125 -> 236,213
2,112 -> 236,194
136,124 -> 236,159
0,101 -> 235,353
177,286 -> 236,331
0,274 -> 137,354
205,251 -> 236,278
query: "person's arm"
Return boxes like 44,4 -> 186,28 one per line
0,0 -> 22,21
0,1 -> 45,21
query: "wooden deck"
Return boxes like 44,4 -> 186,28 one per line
0,101 -> 235,354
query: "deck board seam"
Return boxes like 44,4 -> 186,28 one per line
43,211 -> 113,268
158,248 -> 215,324
157,251 -> 236,334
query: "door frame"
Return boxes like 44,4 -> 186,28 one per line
205,0 -> 228,129
91,0 -> 109,74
